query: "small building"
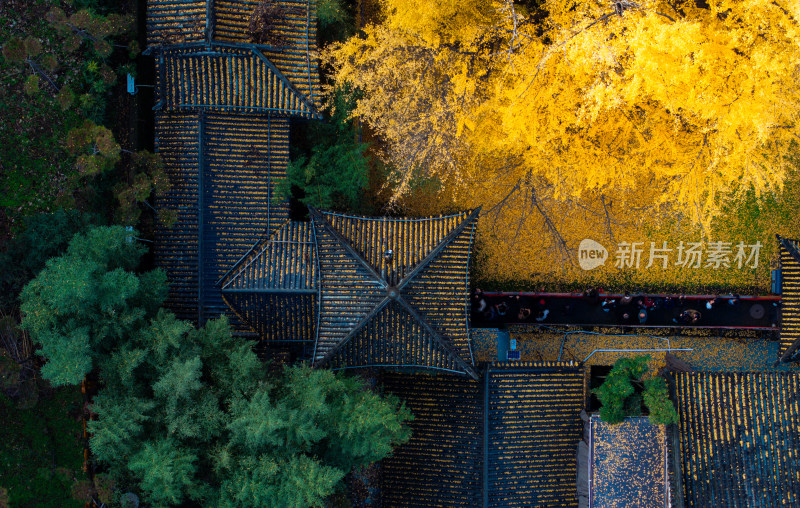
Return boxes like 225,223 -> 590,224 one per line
584,416 -> 669,508
309,208 -> 480,378
381,361 -> 587,507
146,0 -> 321,325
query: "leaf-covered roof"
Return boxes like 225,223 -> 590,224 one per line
220,221 -> 317,341
310,208 -> 480,378
381,363 -> 586,507
486,361 -> 584,507
153,44 -> 318,117
778,236 -> 800,362
673,371 -> 800,507
147,0 -> 321,116
380,371 -> 483,507
153,112 -> 290,324
588,416 -> 668,508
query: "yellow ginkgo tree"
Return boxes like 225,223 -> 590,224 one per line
327,0 -> 800,283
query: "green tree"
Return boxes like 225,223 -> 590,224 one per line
282,88 -> 369,211
643,377 -> 679,426
87,315 -> 411,507
127,439 -> 199,507
593,356 -> 649,424
22,227 -> 413,506
0,209 -> 95,313
219,454 -> 344,508
20,226 -> 166,385
594,355 -> 678,426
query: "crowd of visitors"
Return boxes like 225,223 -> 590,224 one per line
472,288 -> 778,329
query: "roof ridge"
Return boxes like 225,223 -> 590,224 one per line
397,208 -> 480,291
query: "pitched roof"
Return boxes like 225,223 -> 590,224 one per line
152,111 -> 201,320
588,416 -> 668,508
147,0 -> 207,46
381,371 -> 483,507
380,363 -> 587,507
486,361 -> 584,508
213,0 -> 321,105
154,44 -> 319,117
146,0 -> 321,113
310,208 -> 480,379
153,112 -> 290,323
220,220 -> 317,341
778,236 -> 800,361
672,371 -> 800,507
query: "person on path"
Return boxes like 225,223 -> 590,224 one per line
674,308 -> 701,325
601,298 -> 616,312
583,288 -> 601,305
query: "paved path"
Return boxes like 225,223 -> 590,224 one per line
472,292 -> 780,330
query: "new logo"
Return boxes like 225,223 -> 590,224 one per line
578,239 -> 608,270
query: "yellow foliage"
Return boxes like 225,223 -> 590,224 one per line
327,0 -> 800,285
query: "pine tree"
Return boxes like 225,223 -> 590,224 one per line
594,356 -> 649,424
20,226 -> 165,385
127,439 -> 199,507
643,377 -> 679,426
22,228 -> 413,506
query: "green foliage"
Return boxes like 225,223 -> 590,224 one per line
21,227 -> 413,505
316,0 -> 354,44
643,377 -> 680,426
0,209 -> 95,313
594,356 -> 649,424
282,87 -> 369,211
594,355 -> 679,426
86,316 -> 412,506
219,454 -> 345,508
20,226 -> 165,385
0,1 -> 136,221
91,317 -> 411,505
127,439 -> 198,507
114,150 -> 173,227
0,385 -> 87,507
317,0 -> 348,28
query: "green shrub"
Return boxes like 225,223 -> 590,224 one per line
23,75 -> 40,95
2,37 -> 26,63
594,355 -> 679,426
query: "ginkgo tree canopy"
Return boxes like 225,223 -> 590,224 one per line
328,0 -> 800,226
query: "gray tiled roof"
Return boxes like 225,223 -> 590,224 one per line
311,209 -> 479,378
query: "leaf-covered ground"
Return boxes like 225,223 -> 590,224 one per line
0,368 -> 88,508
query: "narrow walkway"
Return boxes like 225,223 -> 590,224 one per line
471,292 -> 780,330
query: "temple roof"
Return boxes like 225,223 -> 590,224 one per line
381,362 -> 585,507
778,235 -> 800,362
153,112 -> 291,324
310,208 -> 480,379
672,371 -> 800,507
485,361 -> 584,507
153,44 -> 319,117
220,220 -> 317,341
147,0 -> 321,116
588,416 -> 668,508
